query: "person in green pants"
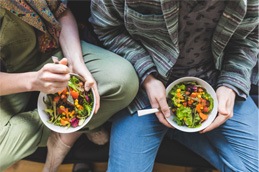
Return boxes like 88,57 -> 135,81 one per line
0,1 -> 139,172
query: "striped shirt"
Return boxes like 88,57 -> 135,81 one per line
90,0 -> 259,113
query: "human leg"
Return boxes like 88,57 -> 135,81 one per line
43,132 -> 82,172
43,41 -> 138,171
0,93 -> 50,171
85,126 -> 109,145
80,41 -> 139,131
48,41 -> 138,132
108,107 -> 168,172
172,96 -> 258,172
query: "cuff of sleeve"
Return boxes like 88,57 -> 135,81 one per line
134,58 -> 156,84
140,68 -> 157,85
217,83 -> 247,100
217,73 -> 250,100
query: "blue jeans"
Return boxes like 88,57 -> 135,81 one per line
108,96 -> 258,172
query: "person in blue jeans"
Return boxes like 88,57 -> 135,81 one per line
90,0 -> 259,171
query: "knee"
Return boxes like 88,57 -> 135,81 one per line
116,61 -> 139,102
101,60 -> 139,107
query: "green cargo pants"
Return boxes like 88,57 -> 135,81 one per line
0,8 -> 139,171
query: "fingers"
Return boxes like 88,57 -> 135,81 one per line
52,56 -> 68,66
41,72 -> 70,82
49,57 -> 70,74
159,98 -> 171,118
155,99 -> 173,128
43,63 -> 70,74
145,78 -> 173,128
41,60 -> 70,82
200,113 -> 229,133
37,63 -> 70,93
84,78 -> 95,91
82,76 -> 99,114
59,58 -> 68,66
41,81 -> 68,94
200,86 -> 235,133
151,93 -> 173,128
156,112 -> 174,128
201,102 -> 233,133
92,86 -> 100,114
61,59 -> 99,113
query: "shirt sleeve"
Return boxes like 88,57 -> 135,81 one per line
217,14 -> 259,98
90,0 -> 157,84
53,0 -> 68,18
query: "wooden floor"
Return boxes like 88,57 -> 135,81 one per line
4,160 -> 219,172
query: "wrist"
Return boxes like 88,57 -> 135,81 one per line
25,72 -> 37,92
143,74 -> 156,89
66,56 -> 85,72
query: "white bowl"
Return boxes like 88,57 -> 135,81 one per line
166,77 -> 218,132
37,88 -> 95,134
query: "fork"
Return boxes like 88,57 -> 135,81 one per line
137,107 -> 171,116
51,56 -> 74,105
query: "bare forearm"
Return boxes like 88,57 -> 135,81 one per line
58,9 -> 86,72
0,62 -> 70,96
0,72 -> 35,96
58,8 -> 100,110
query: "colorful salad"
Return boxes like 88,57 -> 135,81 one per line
43,75 -> 94,128
167,81 -> 214,128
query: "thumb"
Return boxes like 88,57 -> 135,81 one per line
84,81 -> 94,91
59,58 -> 68,66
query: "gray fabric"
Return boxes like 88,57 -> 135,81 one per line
90,0 -> 259,114
169,1 -> 226,87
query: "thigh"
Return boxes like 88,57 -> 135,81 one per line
0,109 -> 50,171
0,92 -> 32,127
0,92 -> 50,170
81,41 -> 138,92
108,107 -> 168,172
214,96 -> 258,171
173,96 -> 258,172
80,41 -> 139,131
